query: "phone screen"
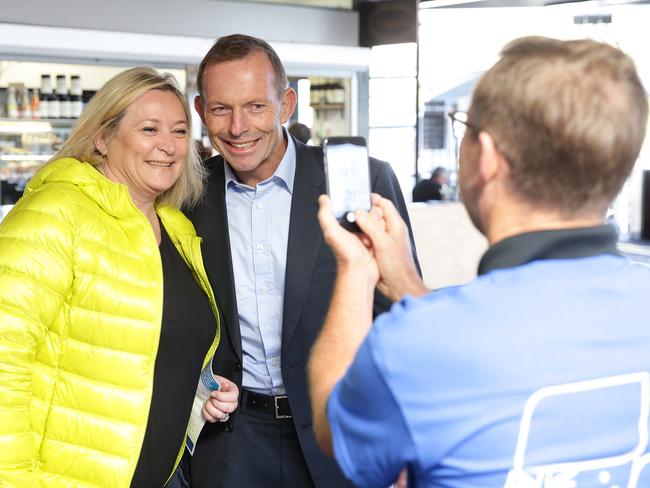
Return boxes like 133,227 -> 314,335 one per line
324,140 -> 371,223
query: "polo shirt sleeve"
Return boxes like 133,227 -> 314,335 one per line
327,336 -> 416,488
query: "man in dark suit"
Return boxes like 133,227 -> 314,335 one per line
187,34 -> 416,488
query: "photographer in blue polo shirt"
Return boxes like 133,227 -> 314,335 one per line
309,36 -> 650,488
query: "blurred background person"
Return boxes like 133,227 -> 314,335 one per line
0,67 -> 238,487
288,121 -> 312,145
412,166 -> 449,202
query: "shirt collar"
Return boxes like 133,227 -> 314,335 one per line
224,129 -> 296,193
478,225 -> 620,276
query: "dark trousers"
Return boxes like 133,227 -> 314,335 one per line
165,451 -> 191,488
221,400 -> 314,488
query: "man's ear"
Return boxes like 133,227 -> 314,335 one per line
194,96 -> 207,125
280,87 -> 297,124
477,131 -> 506,184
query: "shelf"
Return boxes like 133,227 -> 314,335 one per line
1,154 -> 52,161
311,103 -> 344,111
0,117 -> 76,133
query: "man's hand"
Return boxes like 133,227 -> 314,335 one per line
355,194 -> 428,302
317,194 -> 380,290
311,195 -> 383,455
202,375 -> 239,423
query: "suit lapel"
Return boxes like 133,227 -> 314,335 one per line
282,143 -> 325,353
190,157 -> 242,360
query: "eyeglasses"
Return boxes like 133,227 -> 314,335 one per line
448,111 -> 477,141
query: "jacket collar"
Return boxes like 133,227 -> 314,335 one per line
28,158 -> 199,245
26,158 -> 138,220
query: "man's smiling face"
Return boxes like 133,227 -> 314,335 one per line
195,51 -> 296,187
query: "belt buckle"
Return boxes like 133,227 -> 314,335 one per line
274,395 -> 291,419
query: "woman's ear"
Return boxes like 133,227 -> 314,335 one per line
94,131 -> 108,157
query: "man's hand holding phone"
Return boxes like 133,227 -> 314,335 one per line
354,195 -> 428,302
317,194 -> 379,287
318,192 -> 427,303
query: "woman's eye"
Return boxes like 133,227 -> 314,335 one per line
142,127 -> 157,134
173,128 -> 188,136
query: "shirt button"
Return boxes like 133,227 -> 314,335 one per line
271,359 -> 278,367
256,243 -> 264,251
225,423 -> 233,433
256,202 -> 263,210
260,285 -> 267,293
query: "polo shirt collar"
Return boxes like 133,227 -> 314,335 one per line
478,225 -> 620,276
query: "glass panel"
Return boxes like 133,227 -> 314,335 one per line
369,43 -> 417,79
369,77 -> 416,128
369,127 -> 416,200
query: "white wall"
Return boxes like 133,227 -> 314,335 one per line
0,0 -> 358,46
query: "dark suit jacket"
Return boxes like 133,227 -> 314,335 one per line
412,178 -> 443,202
188,137 -> 418,487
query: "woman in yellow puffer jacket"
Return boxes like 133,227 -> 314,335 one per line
0,67 -> 239,487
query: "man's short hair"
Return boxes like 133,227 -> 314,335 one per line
469,36 -> 648,214
196,33 -> 288,100
431,167 -> 448,180
288,122 -> 311,144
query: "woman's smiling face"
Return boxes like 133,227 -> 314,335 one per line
98,89 -> 190,203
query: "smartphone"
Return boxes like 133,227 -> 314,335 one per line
323,136 -> 372,232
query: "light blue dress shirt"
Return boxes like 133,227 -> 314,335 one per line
224,135 -> 296,395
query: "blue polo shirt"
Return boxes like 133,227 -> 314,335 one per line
328,226 -> 650,488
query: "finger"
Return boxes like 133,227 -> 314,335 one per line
202,403 -> 218,423
368,205 -> 384,222
377,197 -> 406,235
211,389 -> 239,404
204,398 -> 232,419
209,392 -> 239,405
358,233 -> 373,249
211,377 -> 239,396
355,209 -> 389,249
208,398 -> 238,414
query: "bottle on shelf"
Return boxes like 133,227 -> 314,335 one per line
70,75 -> 82,118
18,87 -> 31,119
7,86 -> 18,118
45,74 -> 61,119
56,75 -> 71,119
39,75 -> 52,119
30,88 -> 40,119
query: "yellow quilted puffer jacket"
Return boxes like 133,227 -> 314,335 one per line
0,158 -> 220,487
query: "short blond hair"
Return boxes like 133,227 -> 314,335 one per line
469,36 -> 648,214
51,66 -> 204,209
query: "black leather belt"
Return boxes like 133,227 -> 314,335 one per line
242,389 -> 292,419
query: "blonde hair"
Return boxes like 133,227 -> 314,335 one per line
51,66 -> 205,209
